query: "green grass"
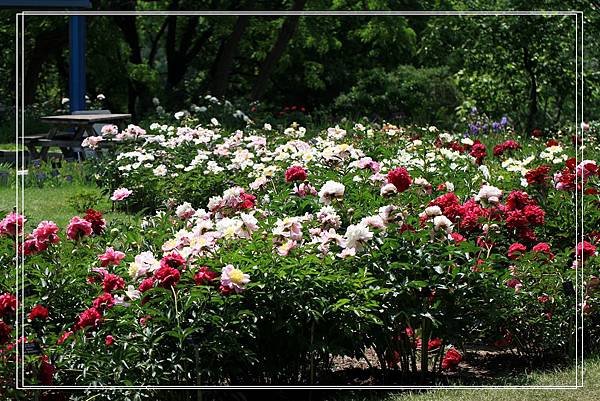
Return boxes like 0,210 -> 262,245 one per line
0,183 -> 129,228
331,357 -> 599,401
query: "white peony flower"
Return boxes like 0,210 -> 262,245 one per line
318,181 -> 345,205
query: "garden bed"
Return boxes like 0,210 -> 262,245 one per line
1,116 -> 599,395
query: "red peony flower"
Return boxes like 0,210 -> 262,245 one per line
0,293 -> 18,317
0,320 -> 12,344
92,292 -> 115,311
75,307 -> 101,330
508,242 -> 527,259
532,242 -> 554,259
546,139 -> 560,147
153,265 -> 181,288
84,209 -> 106,235
139,277 -> 156,293
441,348 -> 462,370
194,266 -> 218,285
576,241 -> 597,260
450,232 -> 466,243
219,284 -> 234,295
387,167 -> 412,192
524,205 -> 545,226
284,165 -> 308,182
39,355 -> 56,385
505,191 -> 534,211
240,192 -> 256,209
28,304 -> 49,321
469,142 -> 487,164
102,273 -> 126,293
160,252 -> 186,270
525,165 -> 551,186
56,330 -> 74,345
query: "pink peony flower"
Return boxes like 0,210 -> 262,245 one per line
220,264 -> 250,293
111,187 -> 132,201
98,247 -> 126,267
31,221 -> 60,244
105,334 -> 115,347
0,212 -> 26,237
66,216 -> 93,240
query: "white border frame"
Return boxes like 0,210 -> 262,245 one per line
14,10 -> 585,391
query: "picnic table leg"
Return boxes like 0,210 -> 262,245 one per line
40,146 -> 50,161
26,143 -> 40,160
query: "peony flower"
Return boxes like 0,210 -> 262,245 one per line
66,216 -> 93,240
380,183 -> 398,197
318,181 -> 345,205
31,221 -> 60,245
139,277 -> 156,293
475,185 -> 503,205
160,252 -> 186,270
92,292 -> 115,310
28,304 -> 49,321
508,242 -> 527,259
220,264 -> 250,293
84,209 -> 106,235
111,187 -> 132,201
75,307 -> 102,330
0,212 -> 26,237
343,223 -> 373,252
176,202 -> 195,220
532,242 -> 554,259
194,266 -> 218,285
576,241 -> 597,260
433,215 -> 453,234
387,167 -> 412,192
285,165 -> 308,182
153,266 -> 181,288
102,273 -> 126,293
98,247 -> 126,267
441,348 -> 462,370
105,335 -> 115,347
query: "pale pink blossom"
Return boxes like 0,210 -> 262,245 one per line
111,187 -> 132,201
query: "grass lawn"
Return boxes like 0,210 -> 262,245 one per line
330,357 -> 598,401
0,183 -> 129,227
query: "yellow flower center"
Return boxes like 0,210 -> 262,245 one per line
229,269 -> 245,285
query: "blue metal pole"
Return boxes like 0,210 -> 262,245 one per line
69,15 -> 86,112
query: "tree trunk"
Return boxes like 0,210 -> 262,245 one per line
24,25 -> 68,105
250,0 -> 307,100
209,15 -> 250,97
523,46 -> 538,134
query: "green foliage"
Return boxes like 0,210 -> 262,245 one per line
332,66 -> 462,127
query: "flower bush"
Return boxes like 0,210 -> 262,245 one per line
1,118 -> 600,390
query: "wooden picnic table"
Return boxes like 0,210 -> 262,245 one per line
26,113 -> 131,161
